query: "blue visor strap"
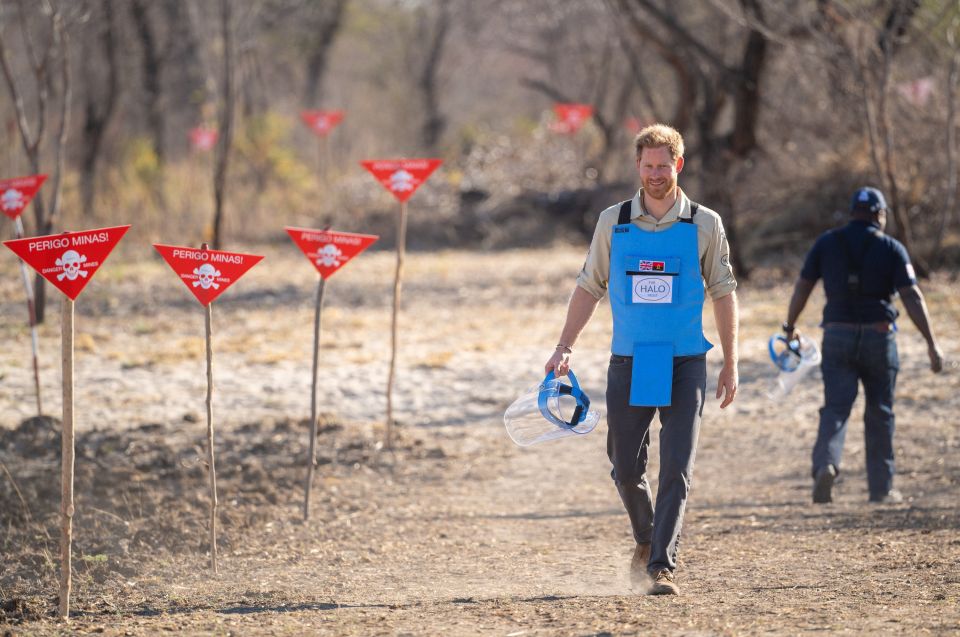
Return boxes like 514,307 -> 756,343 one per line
539,369 -> 591,429
768,335 -> 802,370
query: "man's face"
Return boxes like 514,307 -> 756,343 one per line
876,209 -> 887,231
637,146 -> 683,201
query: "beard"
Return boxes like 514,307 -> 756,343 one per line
642,177 -> 676,200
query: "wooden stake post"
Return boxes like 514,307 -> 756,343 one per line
317,137 -> 332,177
303,276 -> 326,520
203,255 -> 219,574
59,297 -> 74,620
385,201 -> 408,449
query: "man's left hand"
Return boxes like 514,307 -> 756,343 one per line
716,362 -> 738,408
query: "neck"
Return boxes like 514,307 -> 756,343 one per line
851,215 -> 880,228
643,188 -> 677,220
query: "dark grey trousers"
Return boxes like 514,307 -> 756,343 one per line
606,353 -> 706,573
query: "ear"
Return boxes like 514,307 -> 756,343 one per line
675,156 -> 684,173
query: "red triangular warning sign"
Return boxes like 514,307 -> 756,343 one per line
3,225 -> 130,300
189,126 -> 218,152
360,158 -> 442,203
300,110 -> 344,138
551,103 -> 594,134
154,244 -> 264,306
0,174 -> 48,220
286,227 -> 378,279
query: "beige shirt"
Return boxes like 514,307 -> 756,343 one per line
576,187 -> 737,301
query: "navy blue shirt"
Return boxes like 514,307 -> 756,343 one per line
800,220 -> 916,324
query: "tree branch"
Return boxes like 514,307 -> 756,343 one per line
610,0 -> 696,132
0,28 -> 38,165
631,0 -> 738,80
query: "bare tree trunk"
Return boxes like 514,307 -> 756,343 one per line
859,64 -> 887,187
875,54 -> 911,248
212,0 -> 235,250
162,0 -> 213,133
419,0 -> 451,151
303,0 -> 348,106
130,0 -> 165,164
934,41 -> 959,258
697,79 -> 747,277
80,0 -> 119,218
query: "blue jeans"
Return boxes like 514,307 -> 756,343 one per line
813,326 -> 899,498
606,354 -> 706,573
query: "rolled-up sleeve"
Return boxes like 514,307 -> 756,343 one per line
575,206 -> 617,300
699,212 -> 737,299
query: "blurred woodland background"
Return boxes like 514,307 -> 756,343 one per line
2,0 -> 959,293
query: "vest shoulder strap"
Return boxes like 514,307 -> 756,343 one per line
680,201 -> 699,224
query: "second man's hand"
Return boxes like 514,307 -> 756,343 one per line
928,342 -> 945,373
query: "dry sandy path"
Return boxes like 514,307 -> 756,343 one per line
1,246 -> 958,635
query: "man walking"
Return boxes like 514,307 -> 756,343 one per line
545,124 -> 739,595
782,186 -> 944,504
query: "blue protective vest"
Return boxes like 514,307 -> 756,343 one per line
609,199 -> 712,406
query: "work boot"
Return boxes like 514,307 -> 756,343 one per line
813,465 -> 837,504
869,489 -> 903,504
629,543 -> 651,590
648,569 -> 679,595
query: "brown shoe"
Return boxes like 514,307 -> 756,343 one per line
629,543 -> 651,589
648,569 -> 679,595
813,464 -> 837,504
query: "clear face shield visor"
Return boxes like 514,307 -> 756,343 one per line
504,369 -> 600,447
767,334 -> 822,398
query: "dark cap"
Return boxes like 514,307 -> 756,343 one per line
851,187 -> 887,214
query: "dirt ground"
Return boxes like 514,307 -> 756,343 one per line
1,245 -> 958,636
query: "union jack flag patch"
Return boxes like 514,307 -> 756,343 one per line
638,260 -> 665,272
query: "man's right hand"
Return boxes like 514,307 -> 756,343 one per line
545,348 -> 571,377
928,342 -> 944,373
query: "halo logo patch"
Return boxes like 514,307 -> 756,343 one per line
632,276 -> 673,303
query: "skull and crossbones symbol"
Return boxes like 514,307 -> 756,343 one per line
316,243 -> 342,268
56,250 -> 89,281
192,262 -> 221,289
389,169 -> 415,192
1,188 -> 25,212
313,116 -> 331,133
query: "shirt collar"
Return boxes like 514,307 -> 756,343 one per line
849,218 -> 882,230
631,187 -> 690,223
